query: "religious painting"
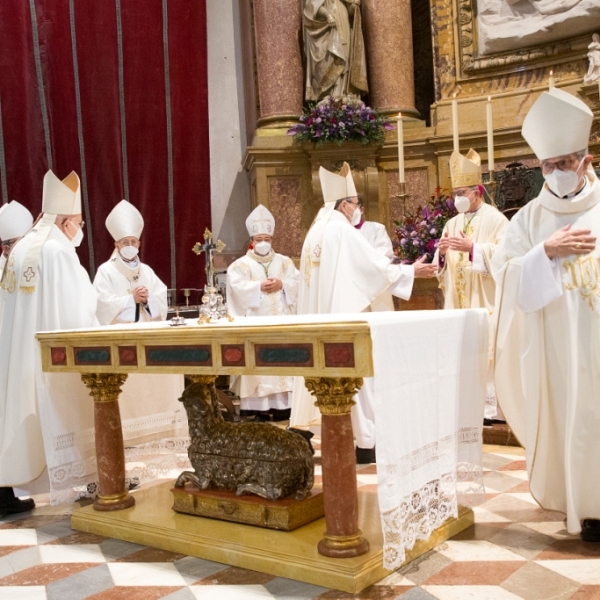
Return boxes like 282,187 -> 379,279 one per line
455,0 -> 596,77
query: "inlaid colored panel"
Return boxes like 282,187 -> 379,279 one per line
145,345 -> 212,366
254,344 -> 313,368
74,347 -> 111,366
221,344 -> 245,367
51,347 -> 67,366
324,343 -> 355,368
118,346 -> 138,366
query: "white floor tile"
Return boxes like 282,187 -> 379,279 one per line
39,544 -> 106,563
0,529 -> 37,546
108,562 -> 188,586
510,493 -> 538,505
189,585 -> 274,599
521,522 -> 572,539
437,540 -> 527,562
0,587 -> 47,600
375,571 -> 415,586
422,585 -> 525,600
536,559 -> 600,584
355,474 -> 378,485
473,507 -> 511,523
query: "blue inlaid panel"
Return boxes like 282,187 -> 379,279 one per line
74,347 -> 111,366
254,344 -> 314,368
145,346 -> 212,366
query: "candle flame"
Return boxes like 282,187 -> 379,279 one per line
487,95 -> 491,102
550,69 -> 553,75
397,112 -> 402,119
453,92 -> 457,99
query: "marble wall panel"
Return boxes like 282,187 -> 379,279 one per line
387,169 -> 430,232
269,177 -> 303,259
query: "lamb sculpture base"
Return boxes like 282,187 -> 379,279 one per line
173,377 -> 319,527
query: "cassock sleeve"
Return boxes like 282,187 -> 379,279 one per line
143,266 -> 168,320
93,265 -> 133,325
226,260 -> 261,317
371,224 -> 395,261
517,242 -> 563,313
471,213 -> 509,276
281,257 -> 299,308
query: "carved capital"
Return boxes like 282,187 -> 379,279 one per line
81,373 -> 128,403
304,377 -> 363,416
188,375 -> 217,386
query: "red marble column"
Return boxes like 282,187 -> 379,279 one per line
252,0 -> 304,127
81,374 -> 135,511
305,377 -> 369,558
361,0 -> 418,118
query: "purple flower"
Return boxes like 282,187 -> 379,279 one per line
430,228 -> 436,235
384,122 -> 395,130
426,239 -> 437,253
422,206 -> 432,220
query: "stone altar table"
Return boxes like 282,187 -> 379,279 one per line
36,311 -> 487,592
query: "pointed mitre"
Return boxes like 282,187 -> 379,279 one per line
245,204 -> 275,237
106,200 -> 144,241
522,88 -> 593,160
0,201 -> 33,241
42,170 -> 81,215
319,162 -> 357,203
450,149 -> 482,189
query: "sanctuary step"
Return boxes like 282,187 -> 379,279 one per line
483,422 -> 521,447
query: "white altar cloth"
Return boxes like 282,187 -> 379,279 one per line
39,309 -> 488,567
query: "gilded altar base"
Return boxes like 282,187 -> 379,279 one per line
171,485 -> 324,530
71,481 -> 474,594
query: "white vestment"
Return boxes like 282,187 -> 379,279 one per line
492,168 -> 600,534
291,210 -> 415,445
0,225 -> 98,499
93,253 -> 187,468
227,250 -> 299,410
434,203 -> 509,420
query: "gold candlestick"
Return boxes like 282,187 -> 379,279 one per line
392,182 -> 412,217
486,171 -> 498,208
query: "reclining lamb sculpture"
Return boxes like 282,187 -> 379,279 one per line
175,379 -> 314,501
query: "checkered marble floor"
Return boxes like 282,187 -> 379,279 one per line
1,444 -> 600,600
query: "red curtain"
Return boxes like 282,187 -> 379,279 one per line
0,0 -> 210,295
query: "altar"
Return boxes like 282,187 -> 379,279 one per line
36,309 -> 488,593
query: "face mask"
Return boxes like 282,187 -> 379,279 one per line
67,221 -> 84,247
120,246 -> 139,261
544,165 -> 582,198
254,241 -> 271,256
454,195 -> 471,214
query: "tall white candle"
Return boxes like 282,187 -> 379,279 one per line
452,93 -> 459,152
549,70 -> 555,89
486,96 -> 494,174
397,113 -> 405,184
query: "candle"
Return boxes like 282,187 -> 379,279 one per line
549,70 -> 555,89
452,93 -> 459,152
486,96 -> 494,174
397,113 -> 405,184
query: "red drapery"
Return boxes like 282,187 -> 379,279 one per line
0,0 -> 210,295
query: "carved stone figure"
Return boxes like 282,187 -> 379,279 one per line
303,0 -> 368,101
477,0 -> 600,55
175,380 -> 314,501
584,33 -> 600,84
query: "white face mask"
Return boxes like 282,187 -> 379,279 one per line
254,241 -> 271,256
544,164 -> 583,198
67,221 -> 84,247
120,245 -> 139,261
454,195 -> 471,214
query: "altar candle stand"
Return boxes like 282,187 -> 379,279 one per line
452,93 -> 459,152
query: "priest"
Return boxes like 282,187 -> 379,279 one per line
0,170 -> 98,505
433,150 -> 509,423
93,200 -> 186,469
0,200 -> 34,516
227,205 -> 299,421
291,163 -> 437,461
492,88 -> 600,541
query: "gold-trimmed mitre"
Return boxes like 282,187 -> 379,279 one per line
450,149 -> 482,189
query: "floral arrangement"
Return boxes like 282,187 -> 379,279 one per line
287,95 -> 394,147
394,188 -> 457,264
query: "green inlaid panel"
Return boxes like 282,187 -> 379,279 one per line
146,347 -> 211,365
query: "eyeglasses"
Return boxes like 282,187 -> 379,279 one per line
451,189 -> 473,199
541,156 -> 580,174
68,219 -> 85,229
117,238 -> 140,247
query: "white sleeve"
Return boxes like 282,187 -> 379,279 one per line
471,243 -> 489,275
389,264 -> 415,300
517,242 -> 563,313
249,283 -> 261,308
115,295 -> 137,323
145,294 -> 160,318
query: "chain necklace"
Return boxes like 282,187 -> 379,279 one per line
463,202 -> 483,233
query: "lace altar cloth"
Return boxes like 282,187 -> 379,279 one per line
368,310 -> 488,570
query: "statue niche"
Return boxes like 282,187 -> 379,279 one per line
303,0 -> 368,101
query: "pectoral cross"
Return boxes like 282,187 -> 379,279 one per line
192,228 -> 226,288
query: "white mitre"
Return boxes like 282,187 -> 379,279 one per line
246,204 -> 275,237
450,149 -> 482,189
20,170 -> 82,292
0,201 -> 33,241
522,88 -> 593,160
106,200 -> 144,241
316,162 -> 357,225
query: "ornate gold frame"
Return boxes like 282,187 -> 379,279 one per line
454,0 -> 592,79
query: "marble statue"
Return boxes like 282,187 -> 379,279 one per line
303,0 -> 368,102
584,33 -> 600,84
477,0 -> 600,55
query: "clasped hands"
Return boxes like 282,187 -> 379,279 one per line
261,278 -> 283,293
544,224 -> 596,259
438,231 -> 472,256
133,286 -> 149,304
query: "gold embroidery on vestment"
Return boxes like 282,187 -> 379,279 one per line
563,255 -> 600,310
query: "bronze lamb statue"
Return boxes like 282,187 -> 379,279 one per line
175,380 -> 314,501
